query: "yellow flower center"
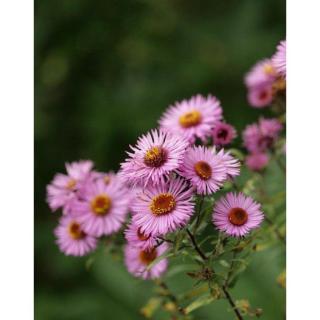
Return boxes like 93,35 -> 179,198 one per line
194,161 -> 212,180
179,110 -> 202,128
66,179 -> 76,190
139,248 -> 157,265
150,193 -> 176,216
263,64 -> 276,76
144,146 -> 167,168
272,77 -> 286,93
68,221 -> 86,240
228,207 -> 248,226
91,194 -> 112,216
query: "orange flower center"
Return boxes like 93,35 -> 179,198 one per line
194,161 -> 212,180
137,227 -> 150,241
144,146 -> 167,168
179,110 -> 202,128
228,207 -> 248,226
139,248 -> 157,265
150,193 -> 176,216
66,179 -> 76,190
68,221 -> 86,240
272,77 -> 286,93
91,194 -> 112,216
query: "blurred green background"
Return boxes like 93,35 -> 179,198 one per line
35,0 -> 285,319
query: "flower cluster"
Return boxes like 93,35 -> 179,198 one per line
245,40 -> 286,108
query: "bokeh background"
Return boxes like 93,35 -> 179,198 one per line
35,0 -> 286,319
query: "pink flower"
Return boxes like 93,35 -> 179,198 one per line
243,118 -> 283,153
159,94 -> 223,144
73,179 -> 129,237
54,216 -> 97,256
272,40 -> 286,78
212,193 -> 264,237
124,221 -> 158,251
132,178 -> 195,236
245,153 -> 269,171
46,160 -> 94,213
119,130 -> 188,187
124,243 -> 168,280
212,122 -> 237,146
179,146 -> 227,195
247,84 -> 273,108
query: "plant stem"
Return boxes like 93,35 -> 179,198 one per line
193,196 -> 205,234
186,228 -> 208,261
222,286 -> 244,320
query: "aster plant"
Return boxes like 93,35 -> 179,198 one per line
46,40 -> 286,319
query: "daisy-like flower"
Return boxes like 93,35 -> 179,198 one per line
272,40 -> 286,78
245,153 -> 269,171
132,177 -> 195,236
245,59 -> 277,89
211,147 -> 241,179
159,94 -> 223,144
242,118 -> 282,153
124,243 -> 168,280
119,130 -> 188,187
124,221 -> 158,251
46,160 -> 94,213
73,179 -> 129,237
212,192 -> 264,237
179,146 -> 227,195
247,84 -> 273,108
54,216 -> 97,256
212,122 -> 237,146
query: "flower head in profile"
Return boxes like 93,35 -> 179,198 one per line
73,179 -> 129,237
159,94 -> 223,144
212,192 -> 264,237
247,84 -> 273,108
124,243 -> 168,280
54,216 -> 97,256
119,130 -> 188,187
125,221 -> 158,251
179,146 -> 227,195
245,153 -> 269,171
272,40 -> 286,78
212,122 -> 237,146
46,160 -> 94,213
132,177 -> 194,236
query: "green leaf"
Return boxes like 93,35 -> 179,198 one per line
184,294 -> 216,314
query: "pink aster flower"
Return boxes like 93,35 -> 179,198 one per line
211,147 -> 241,179
179,146 -> 227,195
54,215 -> 97,256
132,177 -> 195,236
124,243 -> 168,280
46,160 -> 94,213
245,153 -> 269,171
247,84 -> 273,108
245,59 -> 277,89
119,130 -> 189,187
242,118 -> 282,153
272,40 -> 286,78
73,179 -> 129,237
159,94 -> 223,144
212,122 -> 237,146
124,221 -> 158,251
212,192 -> 264,237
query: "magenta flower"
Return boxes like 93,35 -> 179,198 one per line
212,193 -> 264,237
124,243 -> 168,280
179,146 -> 227,195
119,130 -> 188,187
132,178 -> 195,236
247,84 -> 273,108
46,160 -> 94,213
124,221 -> 158,251
212,122 -> 237,146
272,40 -> 286,78
245,153 -> 269,171
159,94 -> 223,144
73,179 -> 129,237
54,216 -> 97,256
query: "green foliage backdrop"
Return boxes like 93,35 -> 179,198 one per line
35,1 -> 285,319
